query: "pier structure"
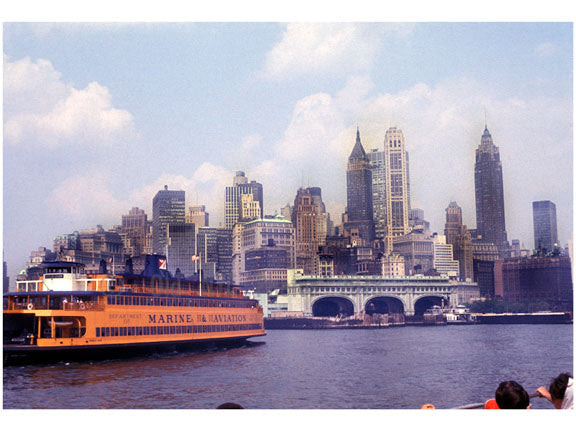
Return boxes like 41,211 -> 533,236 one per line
286,270 -> 472,317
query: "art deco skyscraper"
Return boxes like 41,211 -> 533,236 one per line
292,187 -> 327,275
383,127 -> 410,253
532,200 -> 558,252
474,125 -> 508,257
152,186 -> 186,255
224,171 -> 263,229
344,128 -> 374,244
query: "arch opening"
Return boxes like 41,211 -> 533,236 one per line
414,296 -> 448,316
312,297 -> 355,317
365,296 -> 404,315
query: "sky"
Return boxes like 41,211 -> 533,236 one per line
2,6 -> 574,283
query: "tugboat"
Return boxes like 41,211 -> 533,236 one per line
3,256 -> 265,363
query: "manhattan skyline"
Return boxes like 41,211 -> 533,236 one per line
3,20 -> 573,281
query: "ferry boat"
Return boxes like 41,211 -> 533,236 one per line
3,256 -> 265,363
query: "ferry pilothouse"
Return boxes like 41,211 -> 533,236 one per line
3,256 -> 265,363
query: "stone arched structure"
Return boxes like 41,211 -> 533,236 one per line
286,271 -> 463,317
363,295 -> 405,315
311,296 -> 355,317
413,295 -> 451,316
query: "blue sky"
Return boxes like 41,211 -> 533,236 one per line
2,10 -> 573,281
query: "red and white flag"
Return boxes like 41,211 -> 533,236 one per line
158,258 -> 167,270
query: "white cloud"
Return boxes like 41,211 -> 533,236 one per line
241,134 -> 263,151
4,56 -> 137,148
46,173 -> 126,227
41,73 -> 572,248
534,42 -> 558,57
263,23 -> 413,80
242,75 -> 571,247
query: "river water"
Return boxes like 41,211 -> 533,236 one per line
3,324 -> 573,410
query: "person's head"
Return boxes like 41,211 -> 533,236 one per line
217,402 -> 244,409
495,381 -> 530,409
549,373 -> 572,409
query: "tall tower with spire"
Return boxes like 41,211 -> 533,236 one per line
474,124 -> 509,257
344,127 -> 374,244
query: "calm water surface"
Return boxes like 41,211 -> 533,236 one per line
3,325 -> 573,409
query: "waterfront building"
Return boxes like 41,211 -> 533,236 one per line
471,236 -> 499,298
186,205 -> 209,228
368,147 -> 386,241
28,247 -> 57,267
231,223 -> 245,285
238,216 -> 295,292
409,208 -> 430,233
532,200 -> 558,253
509,239 -> 531,258
165,223 -> 196,277
292,187 -> 328,275
54,231 -> 80,253
318,236 -> 357,276
392,230 -> 434,275
494,255 -> 573,311
196,227 -> 233,283
286,270 -> 471,317
432,234 -> 460,278
152,186 -> 185,255
54,226 -> 126,273
444,202 -> 474,281
224,171 -> 263,229
120,207 -> 148,257
344,128 -> 375,244
3,260 -> 9,293
381,253 -> 406,277
474,125 -> 509,257
383,127 -> 411,254
143,221 -> 153,255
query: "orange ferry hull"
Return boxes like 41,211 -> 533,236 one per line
4,259 -> 266,364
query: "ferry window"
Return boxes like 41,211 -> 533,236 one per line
105,327 -> 110,337
96,328 -> 101,337
127,328 -> 132,336
113,328 -> 119,336
151,327 -> 156,335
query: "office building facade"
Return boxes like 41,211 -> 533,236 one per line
532,200 -> 558,253
152,186 -> 186,255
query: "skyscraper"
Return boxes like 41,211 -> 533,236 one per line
152,186 -> 186,255
344,128 -> 374,244
368,148 -> 386,241
196,227 -> 233,283
186,205 -> 209,228
292,187 -> 327,275
532,200 -> 559,253
384,127 -> 410,253
474,125 -> 508,257
165,222 -> 196,277
444,202 -> 474,281
224,171 -> 263,229
121,207 -> 148,257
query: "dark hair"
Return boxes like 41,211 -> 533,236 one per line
217,402 -> 244,409
549,373 -> 572,401
495,381 -> 530,409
